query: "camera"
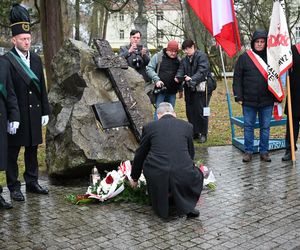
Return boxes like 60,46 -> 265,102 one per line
132,57 -> 142,69
136,44 -> 143,52
184,80 -> 197,92
153,86 -> 167,95
131,45 -> 144,69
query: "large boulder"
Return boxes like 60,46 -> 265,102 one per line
46,39 -> 152,176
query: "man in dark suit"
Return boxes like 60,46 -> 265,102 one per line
3,4 -> 50,202
0,57 -> 20,209
130,102 -> 203,219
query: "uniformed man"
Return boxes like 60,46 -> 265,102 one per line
4,4 -> 50,202
0,57 -> 20,209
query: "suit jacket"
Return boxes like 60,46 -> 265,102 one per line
0,56 -> 19,170
132,114 -> 203,218
4,48 -> 50,146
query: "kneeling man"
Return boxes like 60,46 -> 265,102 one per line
130,102 -> 203,219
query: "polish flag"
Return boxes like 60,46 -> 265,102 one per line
187,0 -> 241,57
267,0 -> 292,101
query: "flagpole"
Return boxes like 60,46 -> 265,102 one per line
286,74 -> 296,164
218,46 -> 235,138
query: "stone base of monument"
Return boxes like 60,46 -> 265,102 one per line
46,39 -> 152,176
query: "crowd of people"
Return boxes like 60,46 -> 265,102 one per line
120,30 -> 216,143
0,4 -> 299,221
122,28 -> 300,219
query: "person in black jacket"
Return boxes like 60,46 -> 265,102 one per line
130,102 -> 203,219
119,30 -> 150,82
175,40 -> 215,143
233,29 -> 277,162
282,43 -> 300,161
4,4 -> 50,202
146,40 -> 183,120
0,57 -> 20,209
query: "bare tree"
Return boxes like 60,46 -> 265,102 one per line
235,0 -> 300,45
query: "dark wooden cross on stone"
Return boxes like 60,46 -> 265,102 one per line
93,39 -> 144,142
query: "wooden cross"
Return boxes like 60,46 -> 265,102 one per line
93,39 -> 144,142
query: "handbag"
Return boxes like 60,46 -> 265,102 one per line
145,81 -> 156,105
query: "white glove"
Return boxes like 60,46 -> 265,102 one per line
41,115 -> 49,126
8,121 -> 20,135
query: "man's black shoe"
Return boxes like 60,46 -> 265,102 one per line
10,190 -> 25,201
26,183 -> 49,194
0,195 -> 13,209
282,151 -> 291,161
187,209 -> 200,218
199,135 -> 207,143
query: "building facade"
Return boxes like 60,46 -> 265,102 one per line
106,0 -> 184,50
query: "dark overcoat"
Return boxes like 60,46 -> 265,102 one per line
131,115 -> 203,218
175,50 -> 212,135
284,44 -> 300,117
4,48 -> 50,146
0,57 -> 19,170
232,52 -> 276,107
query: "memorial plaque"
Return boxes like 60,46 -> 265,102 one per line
92,101 -> 130,129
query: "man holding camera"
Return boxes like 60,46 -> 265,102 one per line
119,30 -> 150,82
146,40 -> 183,120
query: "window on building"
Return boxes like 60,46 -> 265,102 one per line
119,13 -> 124,22
120,30 -> 124,39
156,10 -> 164,21
157,29 -> 164,39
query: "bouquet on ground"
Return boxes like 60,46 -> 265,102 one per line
66,160 -> 148,205
199,164 -> 217,191
87,160 -> 132,201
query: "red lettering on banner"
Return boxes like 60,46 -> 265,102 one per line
268,24 -> 290,48
267,33 -> 290,48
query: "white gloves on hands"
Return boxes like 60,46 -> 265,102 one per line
7,121 -> 20,135
41,115 -> 49,126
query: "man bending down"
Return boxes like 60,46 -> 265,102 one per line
130,102 -> 203,219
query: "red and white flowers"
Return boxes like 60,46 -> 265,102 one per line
86,160 -> 146,201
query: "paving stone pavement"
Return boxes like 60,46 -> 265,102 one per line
1,146 -> 300,250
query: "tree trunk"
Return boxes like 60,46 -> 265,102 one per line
75,0 -> 80,40
40,0 -> 64,90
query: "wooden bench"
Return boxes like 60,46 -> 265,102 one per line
230,116 -> 286,153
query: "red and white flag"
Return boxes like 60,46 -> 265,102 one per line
267,0 -> 292,101
187,0 -> 241,57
